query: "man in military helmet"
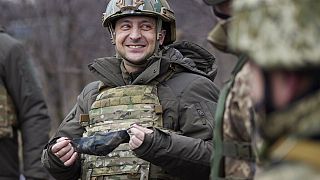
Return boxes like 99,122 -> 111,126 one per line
0,25 -> 51,179
230,0 -> 320,179
203,0 -> 257,179
41,0 -> 219,179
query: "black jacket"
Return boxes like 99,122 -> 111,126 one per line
0,28 -> 51,179
42,42 -> 219,180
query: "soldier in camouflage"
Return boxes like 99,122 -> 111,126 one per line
41,0 -> 219,179
230,0 -> 320,179
0,26 -> 51,179
203,0 -> 257,179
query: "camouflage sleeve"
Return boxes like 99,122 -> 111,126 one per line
134,75 -> 219,179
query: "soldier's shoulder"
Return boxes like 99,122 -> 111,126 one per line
81,81 -> 100,98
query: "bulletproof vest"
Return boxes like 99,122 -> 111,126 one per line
80,84 -> 163,180
0,85 -> 17,138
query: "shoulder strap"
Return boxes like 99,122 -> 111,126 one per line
212,54 -> 251,179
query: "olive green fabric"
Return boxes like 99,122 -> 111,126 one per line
42,44 -> 219,180
230,0 -> 320,69
0,28 -> 50,179
168,41 -> 217,81
207,18 -> 232,53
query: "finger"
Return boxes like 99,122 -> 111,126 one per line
129,135 -> 143,150
56,137 -> 69,143
60,146 -> 75,162
57,143 -> 73,157
131,124 -> 153,134
129,127 -> 145,141
64,152 -> 78,166
51,139 -> 71,154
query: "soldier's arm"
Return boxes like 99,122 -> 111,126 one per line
41,104 -> 83,180
42,82 -> 100,180
134,76 -> 219,179
4,38 -> 51,179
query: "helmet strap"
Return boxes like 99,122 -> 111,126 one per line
154,17 -> 163,56
108,23 -> 116,45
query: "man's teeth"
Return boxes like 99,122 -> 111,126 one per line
128,45 -> 144,48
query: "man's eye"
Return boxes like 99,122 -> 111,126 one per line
141,24 -> 152,30
121,25 -> 131,30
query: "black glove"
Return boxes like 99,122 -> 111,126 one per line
70,130 -> 130,156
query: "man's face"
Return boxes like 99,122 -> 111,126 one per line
114,16 -> 165,65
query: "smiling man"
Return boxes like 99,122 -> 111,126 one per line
115,16 -> 165,70
41,0 -> 219,179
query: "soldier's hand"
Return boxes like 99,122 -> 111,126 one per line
128,124 -> 153,150
51,137 -> 78,166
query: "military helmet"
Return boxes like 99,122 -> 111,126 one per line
229,0 -> 320,70
103,0 -> 176,45
203,0 -> 228,6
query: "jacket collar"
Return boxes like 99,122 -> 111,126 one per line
88,46 -> 211,87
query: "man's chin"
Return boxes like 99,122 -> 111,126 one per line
124,57 -> 148,66
124,54 -> 151,64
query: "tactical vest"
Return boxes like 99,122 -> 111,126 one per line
80,84 -> 163,180
212,55 -> 255,180
0,85 -> 17,138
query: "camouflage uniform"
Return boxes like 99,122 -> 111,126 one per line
42,42 -> 219,179
254,93 -> 320,180
230,0 -> 320,179
212,56 -> 256,180
204,1 -> 256,179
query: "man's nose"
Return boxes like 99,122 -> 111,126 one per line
129,26 -> 142,40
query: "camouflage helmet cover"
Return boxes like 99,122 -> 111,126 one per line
230,0 -> 320,69
203,0 -> 228,6
103,0 -> 176,45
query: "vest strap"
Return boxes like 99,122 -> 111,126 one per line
222,141 -> 255,161
212,55 -> 249,179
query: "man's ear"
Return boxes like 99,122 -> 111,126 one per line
159,30 -> 166,45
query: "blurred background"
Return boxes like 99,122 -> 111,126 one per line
0,0 -> 236,134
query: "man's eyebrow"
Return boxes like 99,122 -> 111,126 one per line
117,19 -> 155,24
118,19 -> 131,23
140,20 -> 154,24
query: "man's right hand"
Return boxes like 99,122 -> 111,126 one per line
51,137 -> 78,166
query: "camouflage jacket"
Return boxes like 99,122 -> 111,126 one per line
0,28 -> 51,179
42,42 -> 219,180
212,56 -> 257,180
255,89 -> 320,180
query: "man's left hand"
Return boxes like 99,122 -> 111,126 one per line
128,124 -> 153,150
